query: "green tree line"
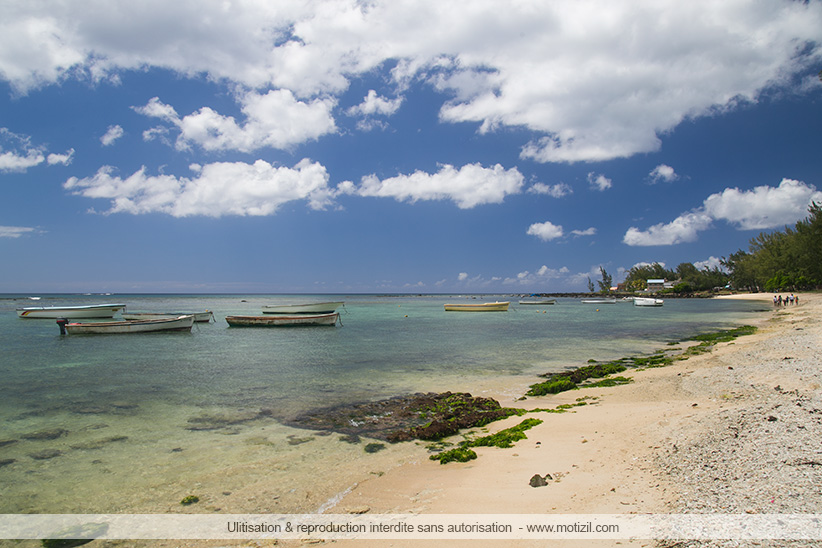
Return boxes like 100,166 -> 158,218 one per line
620,202 -> 821,294
722,202 -> 822,291
622,262 -> 729,293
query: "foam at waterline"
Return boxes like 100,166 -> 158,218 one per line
317,483 -> 357,514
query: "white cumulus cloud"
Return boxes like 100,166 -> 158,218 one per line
624,178 -> 822,246
648,164 -> 679,183
133,91 -> 337,152
63,158 -> 334,217
347,90 -> 403,117
623,212 -> 713,246
587,172 -> 612,191
101,125 -> 124,146
527,220 -> 564,241
47,149 -> 74,166
528,182 -> 572,198
350,163 -> 524,209
694,256 -> 726,271
0,128 -> 72,171
702,179 -> 822,230
1,1 -> 820,162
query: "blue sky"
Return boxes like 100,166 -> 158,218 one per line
1,0 -> 821,294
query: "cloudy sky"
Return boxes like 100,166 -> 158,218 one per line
1,0 -> 821,293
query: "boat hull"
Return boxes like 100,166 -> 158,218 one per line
62,315 -> 195,334
17,304 -> 126,319
518,299 -> 556,305
122,311 -> 213,322
443,302 -> 510,312
261,302 -> 343,314
226,313 -> 340,327
580,298 -> 617,304
634,298 -> 664,307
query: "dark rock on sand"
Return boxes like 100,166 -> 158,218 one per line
529,474 -> 549,487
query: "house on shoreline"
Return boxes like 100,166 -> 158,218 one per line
647,278 -> 678,292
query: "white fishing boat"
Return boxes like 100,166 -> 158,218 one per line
57,315 -> 195,334
122,311 -> 214,322
261,302 -> 344,314
580,298 -> 617,304
634,297 -> 664,307
17,303 -> 126,319
443,301 -> 510,312
518,298 -> 556,305
226,313 -> 340,327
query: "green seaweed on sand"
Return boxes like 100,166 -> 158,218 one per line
526,362 -> 627,396
677,325 -> 758,358
526,325 -> 757,398
429,418 -> 543,464
430,447 -> 477,464
583,376 -> 633,388
466,418 -> 544,448
687,325 -> 757,344
180,495 -> 199,505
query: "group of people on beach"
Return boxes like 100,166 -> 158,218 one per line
773,294 -> 799,306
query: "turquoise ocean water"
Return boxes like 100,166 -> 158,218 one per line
0,293 -> 766,516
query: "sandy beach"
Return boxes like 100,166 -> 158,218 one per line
307,292 -> 820,548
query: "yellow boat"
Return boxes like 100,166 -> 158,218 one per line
443,301 -> 510,312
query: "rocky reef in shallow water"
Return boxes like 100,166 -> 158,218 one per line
286,391 -> 521,443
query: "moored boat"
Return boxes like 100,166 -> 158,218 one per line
634,297 -> 664,307
261,302 -> 344,314
444,301 -> 510,312
580,298 -> 617,304
122,311 -> 214,322
57,315 -> 195,334
518,298 -> 556,305
18,303 -> 126,319
226,313 -> 340,327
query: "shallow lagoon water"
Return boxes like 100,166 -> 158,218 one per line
0,293 -> 766,515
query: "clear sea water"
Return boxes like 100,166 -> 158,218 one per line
0,293 -> 767,516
